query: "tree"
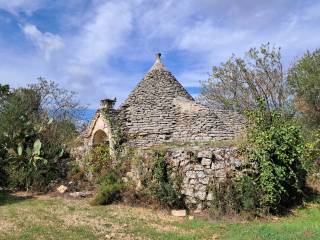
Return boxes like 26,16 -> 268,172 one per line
0,84 -> 10,101
288,49 -> 320,129
29,77 -> 84,122
0,84 -> 10,186
199,43 -> 288,113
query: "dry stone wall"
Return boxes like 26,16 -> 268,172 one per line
167,147 -> 243,209
130,146 -> 243,209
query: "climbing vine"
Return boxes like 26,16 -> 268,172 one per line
100,108 -> 125,158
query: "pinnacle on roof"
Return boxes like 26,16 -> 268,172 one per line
148,53 -> 167,72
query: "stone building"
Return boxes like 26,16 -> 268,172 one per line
83,53 -> 244,151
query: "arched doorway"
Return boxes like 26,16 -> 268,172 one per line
92,129 -> 108,146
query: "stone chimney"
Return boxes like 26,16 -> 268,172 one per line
100,98 -> 116,110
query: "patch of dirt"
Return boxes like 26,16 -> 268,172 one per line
10,191 -> 54,200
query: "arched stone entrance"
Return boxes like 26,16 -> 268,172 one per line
92,129 -> 108,146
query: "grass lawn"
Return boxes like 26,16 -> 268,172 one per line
0,191 -> 319,240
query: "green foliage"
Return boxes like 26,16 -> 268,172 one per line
210,178 -> 239,216
100,108 -> 125,158
210,175 -> 258,216
87,146 -> 128,206
236,175 -> 258,212
91,170 -> 124,205
0,80 -> 80,191
0,85 -> 10,185
209,101 -> 308,215
304,130 -> 320,173
288,49 -> 320,129
82,145 -> 113,180
245,103 -> 307,213
149,151 -> 184,209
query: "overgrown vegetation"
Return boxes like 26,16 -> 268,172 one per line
88,147 -> 185,209
210,175 -> 258,217
209,102 -> 307,215
90,170 -> 124,205
0,79 -> 82,191
202,44 -> 318,216
245,104 -> 307,213
149,151 -> 185,209
82,145 -> 113,181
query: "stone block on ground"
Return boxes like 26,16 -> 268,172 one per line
171,209 -> 187,217
69,191 -> 92,198
57,185 -> 68,194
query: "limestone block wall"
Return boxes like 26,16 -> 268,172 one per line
166,147 -> 243,208
130,146 -> 243,209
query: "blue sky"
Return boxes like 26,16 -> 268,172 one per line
0,0 -> 320,109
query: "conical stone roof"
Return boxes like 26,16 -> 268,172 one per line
118,53 -> 236,147
122,53 -> 193,107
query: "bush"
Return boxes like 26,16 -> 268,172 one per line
91,170 -> 124,205
210,175 -> 258,216
210,103 -> 308,216
304,130 -> 320,174
210,178 -> 239,216
82,145 -> 113,181
245,104 -> 307,213
236,175 -> 258,212
149,151 -> 185,209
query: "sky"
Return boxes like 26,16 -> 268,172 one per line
0,0 -> 320,109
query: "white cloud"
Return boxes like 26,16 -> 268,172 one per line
178,21 -> 248,53
0,0 -> 44,15
71,1 -> 133,66
57,0 -> 136,107
22,24 -> 64,60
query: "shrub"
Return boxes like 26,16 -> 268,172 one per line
91,170 -> 124,205
149,151 -> 185,209
304,130 -> 320,174
235,175 -> 259,212
210,178 -> 239,216
82,145 -> 113,181
91,182 -> 123,205
209,175 -> 258,216
210,103 -> 308,216
245,103 -> 307,213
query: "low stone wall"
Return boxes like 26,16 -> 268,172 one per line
167,147 -> 243,209
129,146 -> 244,209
